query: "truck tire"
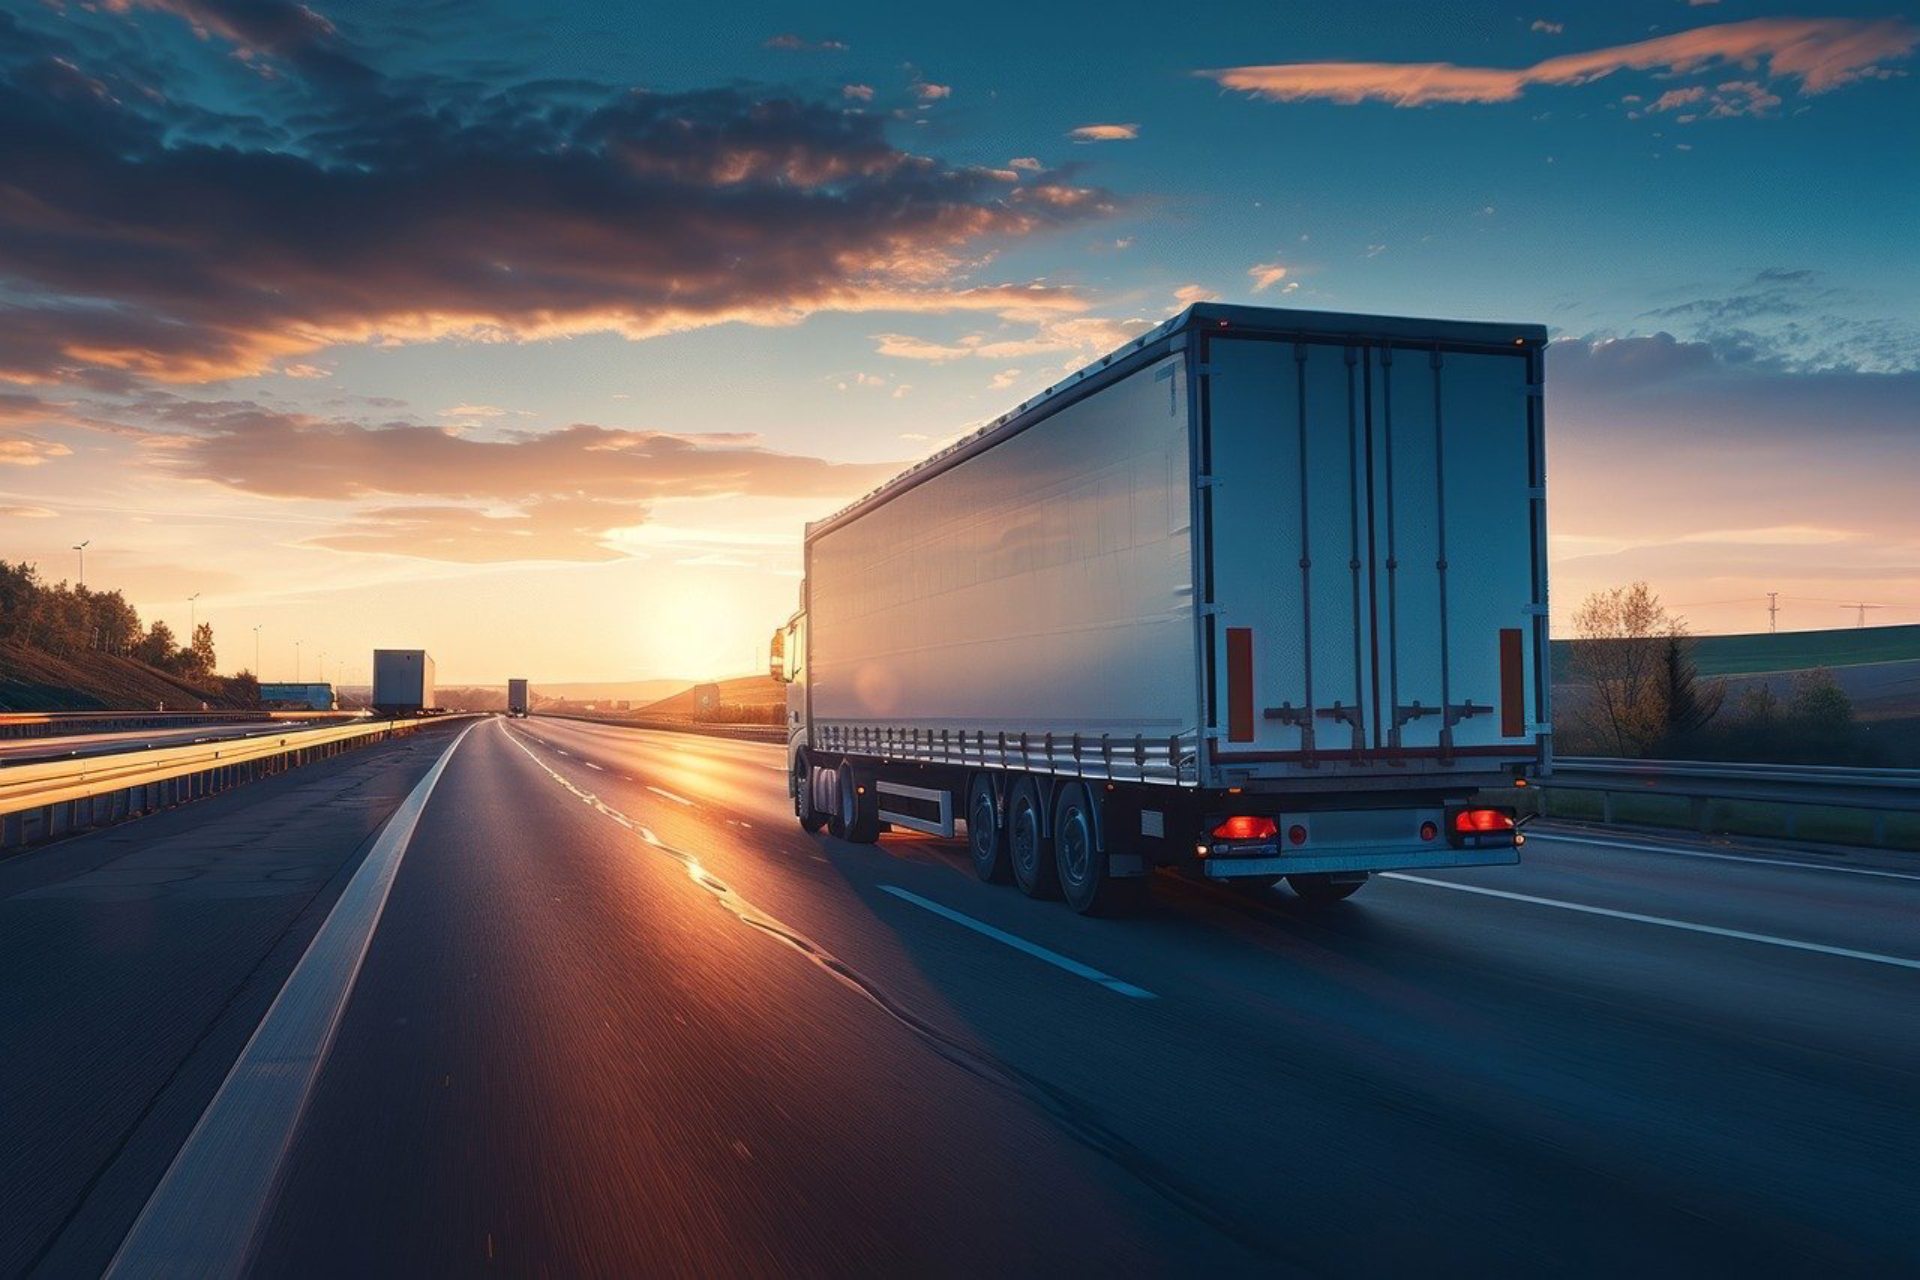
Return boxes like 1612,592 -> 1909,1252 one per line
1007,778 -> 1059,899
794,753 -> 827,833
1054,782 -> 1141,915
1287,872 -> 1368,904
836,762 -> 881,844
965,773 -> 1010,883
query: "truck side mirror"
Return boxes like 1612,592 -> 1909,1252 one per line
768,628 -> 787,683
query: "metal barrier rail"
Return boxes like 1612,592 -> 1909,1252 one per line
0,714 -> 472,848
0,709 -> 363,740
1535,756 -> 1920,844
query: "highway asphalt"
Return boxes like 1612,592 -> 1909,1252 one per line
4,715 -> 1916,1276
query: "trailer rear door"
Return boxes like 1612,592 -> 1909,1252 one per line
1201,331 -> 1543,773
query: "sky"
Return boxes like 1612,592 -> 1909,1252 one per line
0,0 -> 1915,684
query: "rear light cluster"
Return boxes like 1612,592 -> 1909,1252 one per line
1448,807 -> 1520,847
1453,808 -> 1515,834
1211,815 -> 1276,841
1209,816 -> 1310,846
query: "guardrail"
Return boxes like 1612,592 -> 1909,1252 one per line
536,712 -> 785,743
1532,756 -> 1920,847
0,709 -> 363,740
0,715 -> 471,849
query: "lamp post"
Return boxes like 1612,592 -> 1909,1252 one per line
188,592 -> 201,634
72,539 -> 89,587
253,624 -> 262,678
294,639 -> 302,682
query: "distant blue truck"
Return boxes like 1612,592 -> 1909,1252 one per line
259,682 -> 336,712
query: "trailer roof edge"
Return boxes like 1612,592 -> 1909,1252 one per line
806,303 -> 1546,539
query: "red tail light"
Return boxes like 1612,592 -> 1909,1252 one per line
1212,815 -> 1277,841
1453,808 -> 1516,834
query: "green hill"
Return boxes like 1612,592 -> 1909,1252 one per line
1551,623 -> 1920,681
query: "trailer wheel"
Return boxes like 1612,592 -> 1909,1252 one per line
965,773 -> 1010,883
1007,779 -> 1058,899
1287,872 -> 1369,904
836,762 -> 881,844
794,753 -> 827,834
1054,782 -> 1140,915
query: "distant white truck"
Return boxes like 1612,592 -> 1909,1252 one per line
507,678 -> 531,718
371,649 -> 436,716
771,303 -> 1548,913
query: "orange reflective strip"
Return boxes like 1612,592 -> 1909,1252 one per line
1499,628 -> 1525,738
1226,627 -> 1254,743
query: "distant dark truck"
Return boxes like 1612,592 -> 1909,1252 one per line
507,678 -> 531,718
771,303 -> 1548,913
258,682 -> 336,712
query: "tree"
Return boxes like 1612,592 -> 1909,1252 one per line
191,622 -> 216,674
173,621 -> 216,679
1786,669 -> 1860,762
225,669 -> 261,707
92,590 -> 142,656
1655,632 -> 1723,754
134,619 -> 177,668
0,562 -> 39,644
1567,582 -> 1683,756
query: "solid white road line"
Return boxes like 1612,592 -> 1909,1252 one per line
879,885 -> 1156,999
105,721 -> 478,1280
1530,829 -> 1920,883
647,784 -> 693,806
1382,872 -> 1920,972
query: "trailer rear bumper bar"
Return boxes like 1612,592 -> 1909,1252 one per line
1201,846 -> 1518,879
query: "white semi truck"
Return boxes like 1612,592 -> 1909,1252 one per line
771,303 -> 1549,913
371,649 -> 436,716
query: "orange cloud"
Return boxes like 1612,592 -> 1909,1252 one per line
1202,17 -> 1916,106
0,437 -> 73,466
1068,123 -> 1139,141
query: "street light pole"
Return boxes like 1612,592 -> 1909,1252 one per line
253,624 -> 262,678
294,639 -> 302,681
72,539 -> 89,587
188,592 -> 200,634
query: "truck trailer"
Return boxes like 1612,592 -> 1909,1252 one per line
371,649 -> 437,716
507,678 -> 531,718
258,682 -> 336,712
770,303 -> 1548,913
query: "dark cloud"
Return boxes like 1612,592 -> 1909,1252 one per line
0,9 -> 1108,385
1549,332 -> 1920,442
307,500 -> 638,563
106,0 -> 380,87
1635,269 -> 1918,372
139,400 -> 901,506
0,386 -> 904,561
763,34 -> 850,53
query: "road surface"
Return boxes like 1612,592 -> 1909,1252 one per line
3,716 -> 1915,1276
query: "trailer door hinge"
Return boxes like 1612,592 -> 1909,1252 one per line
1522,603 -> 1550,617
1198,602 -> 1224,618
1194,473 -> 1218,488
